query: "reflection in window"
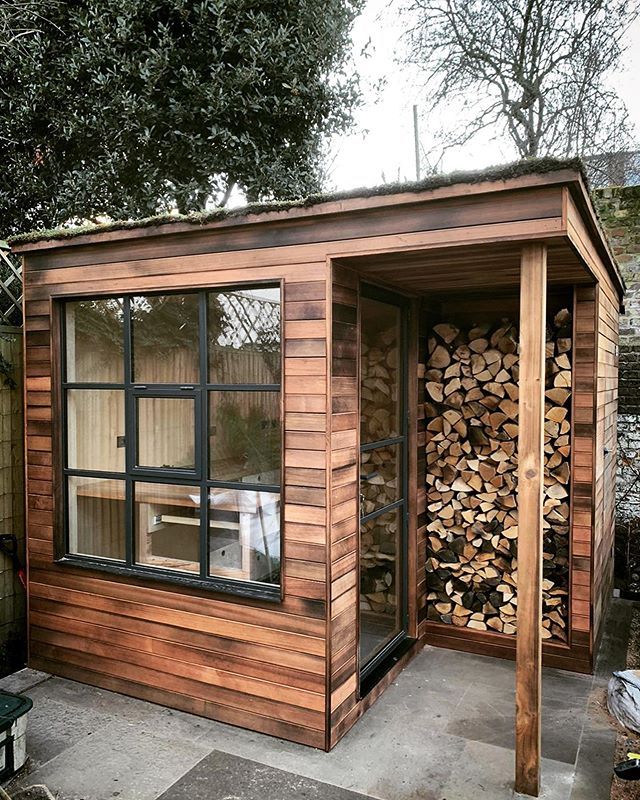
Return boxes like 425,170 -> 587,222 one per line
360,296 -> 400,445
132,294 -> 199,384
360,444 -> 400,516
67,389 -> 125,472
208,288 -> 280,384
134,482 -> 200,573
360,507 -> 402,665
62,286 -> 281,592
67,476 -> 126,560
136,397 -> 195,470
209,488 -> 280,583
65,298 -> 124,383
209,392 -> 280,484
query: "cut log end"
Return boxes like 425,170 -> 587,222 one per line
424,311 -> 572,641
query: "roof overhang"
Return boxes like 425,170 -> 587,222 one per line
13,165 -> 624,303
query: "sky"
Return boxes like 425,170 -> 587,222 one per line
327,0 -> 640,192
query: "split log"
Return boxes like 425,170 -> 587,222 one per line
424,311 -> 572,641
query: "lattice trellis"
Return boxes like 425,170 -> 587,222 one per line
0,243 -> 22,328
217,291 -> 280,349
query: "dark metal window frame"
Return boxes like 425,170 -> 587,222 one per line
358,281 -> 411,683
59,285 -> 283,602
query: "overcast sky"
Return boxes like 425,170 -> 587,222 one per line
327,0 -> 640,191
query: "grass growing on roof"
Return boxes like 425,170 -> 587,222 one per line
9,156 -> 586,246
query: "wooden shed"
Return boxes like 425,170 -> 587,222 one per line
13,160 -> 621,778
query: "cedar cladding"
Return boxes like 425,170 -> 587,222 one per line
25,260 -> 330,749
19,170 -> 621,748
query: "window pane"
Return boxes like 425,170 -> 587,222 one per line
209,391 -> 280,484
68,477 -> 125,560
360,507 -> 402,665
208,287 -> 280,384
65,298 -> 124,383
360,296 -> 400,444
67,389 -> 125,472
132,294 -> 199,383
360,444 -> 400,516
209,488 -> 280,584
137,397 -> 195,470
134,482 -> 200,573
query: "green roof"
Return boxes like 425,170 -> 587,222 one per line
8,156 -> 585,247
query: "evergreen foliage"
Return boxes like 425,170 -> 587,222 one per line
0,0 -> 364,236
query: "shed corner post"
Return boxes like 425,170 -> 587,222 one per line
515,241 -> 547,797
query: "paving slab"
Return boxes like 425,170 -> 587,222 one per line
186,648 -> 577,800
157,750 -> 378,800
25,676 -> 214,746
0,668 -> 50,695
1,599 -> 633,800
22,694 -> 116,768
18,718 -> 211,800
441,739 -> 575,800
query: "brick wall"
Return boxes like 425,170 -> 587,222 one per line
595,186 -> 640,413
594,185 -> 640,593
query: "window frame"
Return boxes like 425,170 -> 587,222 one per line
57,284 -> 283,602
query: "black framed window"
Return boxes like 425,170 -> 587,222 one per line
61,286 -> 282,600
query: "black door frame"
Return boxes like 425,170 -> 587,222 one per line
358,282 -> 411,688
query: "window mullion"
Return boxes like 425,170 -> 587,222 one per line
61,287 -> 282,591
199,291 -> 208,579
124,297 -> 134,566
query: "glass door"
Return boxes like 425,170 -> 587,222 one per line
359,284 -> 408,681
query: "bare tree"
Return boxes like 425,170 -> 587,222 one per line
399,0 -> 640,162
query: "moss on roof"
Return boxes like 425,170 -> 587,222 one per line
9,156 -> 585,247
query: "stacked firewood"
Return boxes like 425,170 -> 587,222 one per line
360,329 -> 399,617
424,311 -> 572,641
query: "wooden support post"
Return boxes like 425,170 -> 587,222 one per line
515,242 -> 547,797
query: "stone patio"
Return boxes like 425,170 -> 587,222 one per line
0,599 -> 632,800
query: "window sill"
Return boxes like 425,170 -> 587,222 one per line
55,556 -> 282,603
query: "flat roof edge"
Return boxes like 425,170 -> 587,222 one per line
10,160 -> 583,253
567,176 -> 625,299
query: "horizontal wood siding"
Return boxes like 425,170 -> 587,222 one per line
21,172 -> 621,751
328,264 -> 359,747
593,279 -> 619,649
23,256 -> 331,749
567,188 -> 620,657
23,187 -> 563,272
569,287 -> 597,668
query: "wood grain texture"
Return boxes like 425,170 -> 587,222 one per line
592,280 -> 619,653
571,288 -> 597,652
19,185 -> 563,270
515,243 -> 547,797
424,621 -> 591,673
327,264 -> 360,748
23,259 -> 331,749
20,170 -> 622,754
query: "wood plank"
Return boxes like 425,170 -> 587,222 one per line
515,242 -> 547,797
31,567 -> 324,634
285,339 -> 327,358
424,622 -> 591,674
31,607 -> 323,691
284,281 -> 327,302
30,580 -> 324,655
30,655 -> 325,749
19,185 -> 563,269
